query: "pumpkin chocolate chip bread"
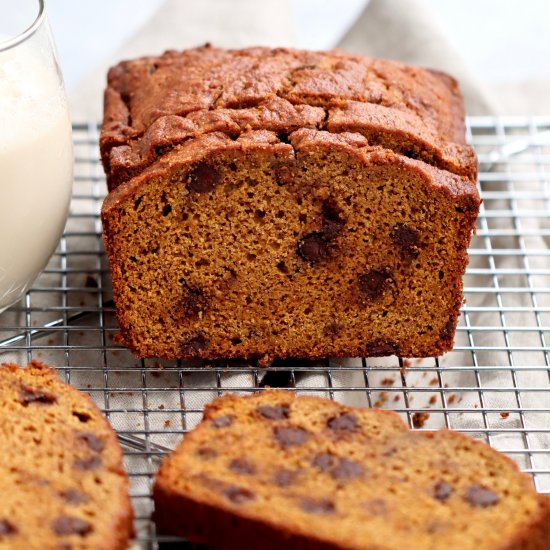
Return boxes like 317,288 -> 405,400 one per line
0,361 -> 133,550
100,45 -> 480,361
153,391 -> 550,550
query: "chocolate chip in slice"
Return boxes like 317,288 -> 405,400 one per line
61,489 -> 89,506
300,498 -> 335,514
223,486 -> 255,504
439,317 -> 455,339
327,412 -> 359,433
0,519 -> 16,537
180,333 -> 209,355
331,458 -> 363,480
464,484 -> 500,508
228,458 -> 256,475
73,455 -> 102,471
196,447 -> 218,459
180,281 -> 209,317
188,163 -> 220,193
256,404 -> 290,421
297,233 -> 329,264
51,516 -> 92,536
274,426 -> 310,449
365,339 -> 397,356
358,268 -> 393,300
18,385 -> 57,406
320,200 -> 345,240
273,468 -> 296,487
212,415 -> 233,428
433,481 -> 454,502
76,432 -> 104,453
312,453 -> 335,472
390,223 -> 421,260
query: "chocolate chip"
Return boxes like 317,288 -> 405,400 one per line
76,432 -> 104,453
433,481 -> 454,501
51,516 -> 92,536
358,268 -> 393,300
297,233 -> 329,264
300,498 -> 335,514
212,415 -> 233,428
61,489 -> 89,506
180,281 -> 209,317
256,404 -> 290,420
180,333 -> 208,355
273,468 -> 296,487
229,458 -> 256,475
365,339 -> 397,356
223,486 -> 255,504
196,447 -> 218,459
440,317 -> 455,339
312,453 -> 334,472
73,455 -> 102,471
464,484 -> 500,508
188,163 -> 220,193
323,322 -> 343,337
331,458 -> 363,479
391,223 -> 421,260
18,385 -> 57,406
0,519 -> 16,537
320,200 -> 345,240
327,412 -> 358,433
274,426 -> 310,448
313,453 -> 362,479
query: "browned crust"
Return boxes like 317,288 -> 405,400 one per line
100,45 -> 477,191
152,391 -> 550,550
0,361 -> 134,550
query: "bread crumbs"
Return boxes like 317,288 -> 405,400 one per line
412,411 -> 430,428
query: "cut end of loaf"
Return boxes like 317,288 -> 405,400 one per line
101,128 -> 480,360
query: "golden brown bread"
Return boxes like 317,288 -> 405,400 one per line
153,391 -> 550,550
100,45 -> 480,361
0,362 -> 133,550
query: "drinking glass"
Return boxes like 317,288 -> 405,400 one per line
0,0 -> 73,312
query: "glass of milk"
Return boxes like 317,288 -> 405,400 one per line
0,0 -> 73,313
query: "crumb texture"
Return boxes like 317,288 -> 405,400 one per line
0,362 -> 133,550
153,391 -> 550,550
100,46 -> 481,361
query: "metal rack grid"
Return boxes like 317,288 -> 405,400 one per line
1,116 -> 550,548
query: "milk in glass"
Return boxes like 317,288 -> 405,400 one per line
0,19 -> 73,311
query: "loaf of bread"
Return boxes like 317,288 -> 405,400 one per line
153,391 -> 550,550
0,361 -> 133,550
100,45 -> 480,360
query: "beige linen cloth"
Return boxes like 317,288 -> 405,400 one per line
1,0 -> 549,531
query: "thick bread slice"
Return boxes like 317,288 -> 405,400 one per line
154,391 -> 550,550
0,362 -> 133,550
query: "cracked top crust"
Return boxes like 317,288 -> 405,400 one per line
100,45 -> 477,191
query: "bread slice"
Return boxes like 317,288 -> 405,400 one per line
153,391 -> 550,550
100,45 -> 480,361
0,362 -> 133,550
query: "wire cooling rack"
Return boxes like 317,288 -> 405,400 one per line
1,117 -> 550,548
